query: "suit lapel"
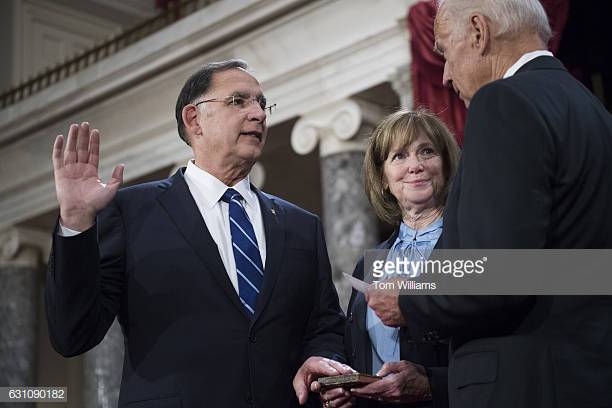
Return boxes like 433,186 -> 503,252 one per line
353,292 -> 371,373
251,188 -> 285,325
157,169 -> 249,321
356,234 -> 397,374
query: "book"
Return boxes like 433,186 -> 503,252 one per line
318,373 -> 381,389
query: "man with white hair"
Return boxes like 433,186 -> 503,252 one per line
367,0 -> 612,407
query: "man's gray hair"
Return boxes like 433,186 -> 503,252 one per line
175,59 -> 249,145
437,0 -> 552,44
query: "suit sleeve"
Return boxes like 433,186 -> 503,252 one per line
45,200 -> 125,357
399,82 -> 550,336
301,217 -> 346,363
399,294 -> 533,339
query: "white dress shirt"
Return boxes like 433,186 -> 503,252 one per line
59,160 -> 267,293
183,160 -> 266,292
503,49 -> 553,78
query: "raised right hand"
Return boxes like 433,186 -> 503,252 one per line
52,122 -> 124,231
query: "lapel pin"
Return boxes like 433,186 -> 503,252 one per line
271,208 -> 276,215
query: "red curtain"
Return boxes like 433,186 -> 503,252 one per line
544,0 -> 570,53
407,1 -> 467,146
406,0 -> 569,147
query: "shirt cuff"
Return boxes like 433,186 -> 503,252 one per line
57,221 -> 84,237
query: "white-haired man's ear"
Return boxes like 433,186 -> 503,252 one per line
469,13 -> 492,55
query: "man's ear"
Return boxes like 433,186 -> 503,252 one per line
182,104 -> 201,139
469,13 -> 491,55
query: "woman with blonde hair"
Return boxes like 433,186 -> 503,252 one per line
319,109 -> 460,408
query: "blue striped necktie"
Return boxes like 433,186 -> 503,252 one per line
221,188 -> 264,317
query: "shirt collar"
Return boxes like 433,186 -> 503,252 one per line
503,50 -> 553,79
397,217 -> 443,242
184,160 -> 256,210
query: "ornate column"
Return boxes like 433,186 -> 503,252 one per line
83,319 -> 124,408
0,227 -> 49,407
291,98 -> 385,310
390,64 -> 413,110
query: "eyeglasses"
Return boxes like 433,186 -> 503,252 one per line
195,95 -> 277,115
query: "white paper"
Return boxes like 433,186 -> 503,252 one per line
342,272 -> 369,293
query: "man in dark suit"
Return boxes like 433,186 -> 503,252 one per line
366,0 -> 612,407
46,59 -> 352,408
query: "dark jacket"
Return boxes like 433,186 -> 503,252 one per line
345,231 -> 449,408
400,57 -> 612,408
46,169 -> 345,408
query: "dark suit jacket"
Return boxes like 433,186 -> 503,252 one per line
45,169 -> 345,408
399,57 -> 612,408
345,232 -> 448,408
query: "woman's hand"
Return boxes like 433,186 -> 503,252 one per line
311,382 -> 354,408
350,361 -> 432,404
